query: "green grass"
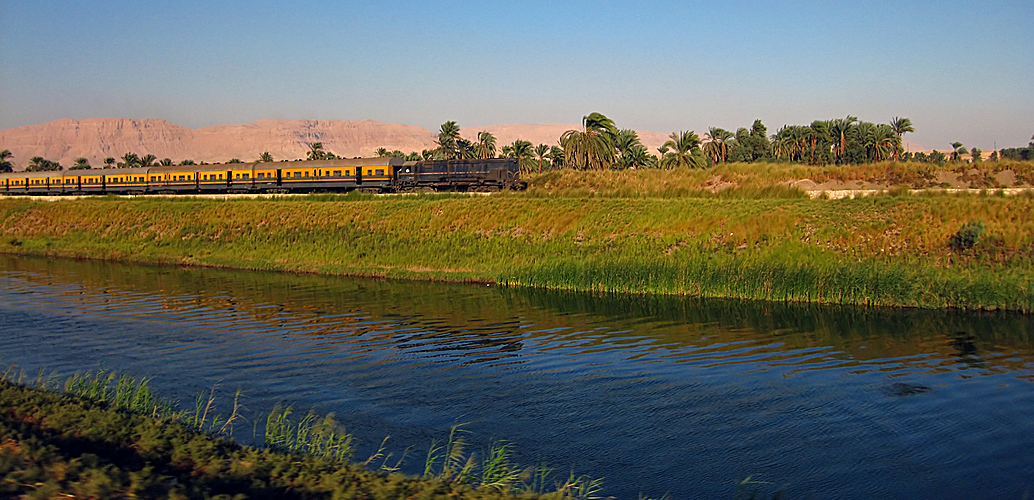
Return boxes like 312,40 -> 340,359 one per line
522,160 -> 1034,196
0,367 -> 608,499
0,190 -> 1031,311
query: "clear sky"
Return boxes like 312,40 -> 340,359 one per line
1,0 -> 1031,150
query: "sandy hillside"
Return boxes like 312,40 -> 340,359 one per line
0,118 -> 440,168
0,118 -> 696,169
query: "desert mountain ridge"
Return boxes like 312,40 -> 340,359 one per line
0,118 -> 928,170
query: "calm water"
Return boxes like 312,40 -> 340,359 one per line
2,255 -> 1032,499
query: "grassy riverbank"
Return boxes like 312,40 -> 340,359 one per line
0,369 -> 603,499
0,186 -> 1032,311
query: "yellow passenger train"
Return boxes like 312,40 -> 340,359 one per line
0,157 -> 526,195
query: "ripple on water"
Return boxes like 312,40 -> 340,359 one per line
1,258 -> 1033,500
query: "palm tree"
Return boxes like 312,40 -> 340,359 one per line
503,139 -> 534,173
660,131 -> 705,169
119,152 -> 139,168
375,148 -> 389,157
772,126 -> 795,160
258,152 -> 274,163
159,158 -> 173,166
104,157 -> 116,169
307,142 -> 326,161
534,143 -> 550,172
179,159 -> 197,166
0,149 -> 13,173
704,127 -> 733,164
456,138 -> 477,159
139,154 -> 157,168
950,142 -> 968,162
27,157 -> 61,171
71,157 -> 91,170
620,144 -> 655,169
547,145 -> 565,170
612,129 -> 647,170
227,158 -> 242,164
436,121 -> 461,160
27,157 -> 46,172
858,123 -> 896,162
560,112 -> 617,170
476,131 -> 497,159
829,115 -> 858,164
808,120 -> 831,165
889,117 -> 914,162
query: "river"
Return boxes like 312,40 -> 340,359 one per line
1,255 -> 1031,499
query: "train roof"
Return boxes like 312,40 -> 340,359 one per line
148,163 -> 255,173
1,167 -> 152,179
285,158 -> 405,167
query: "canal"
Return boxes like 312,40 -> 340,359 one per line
1,255 -> 1031,499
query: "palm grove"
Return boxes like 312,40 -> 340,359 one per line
377,113 -> 1030,173
3,113 -> 1033,173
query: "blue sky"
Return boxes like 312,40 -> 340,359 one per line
1,0 -> 1031,150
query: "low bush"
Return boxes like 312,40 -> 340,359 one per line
950,221 -> 985,251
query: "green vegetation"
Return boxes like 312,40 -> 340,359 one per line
950,221 -> 985,252
0,150 -> 12,173
372,114 -> 1029,173
26,156 -> 62,172
0,185 -> 1032,311
0,368 -> 604,499
524,159 -> 1034,195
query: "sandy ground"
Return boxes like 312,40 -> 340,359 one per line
803,187 -> 1033,200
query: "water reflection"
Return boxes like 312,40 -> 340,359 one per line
1,254 -> 1032,499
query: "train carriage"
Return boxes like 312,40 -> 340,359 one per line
84,168 -> 151,194
3,171 -> 48,194
150,164 -> 225,193
277,158 -> 402,192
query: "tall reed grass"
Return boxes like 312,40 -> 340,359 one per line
421,423 -> 605,498
62,369 -> 176,417
263,403 -> 355,461
1,365 -> 609,498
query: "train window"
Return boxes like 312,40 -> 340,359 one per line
367,170 -> 373,175
242,174 -> 249,180
333,170 -> 341,177
376,169 -> 384,176
304,171 -> 309,178
257,173 -> 265,179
